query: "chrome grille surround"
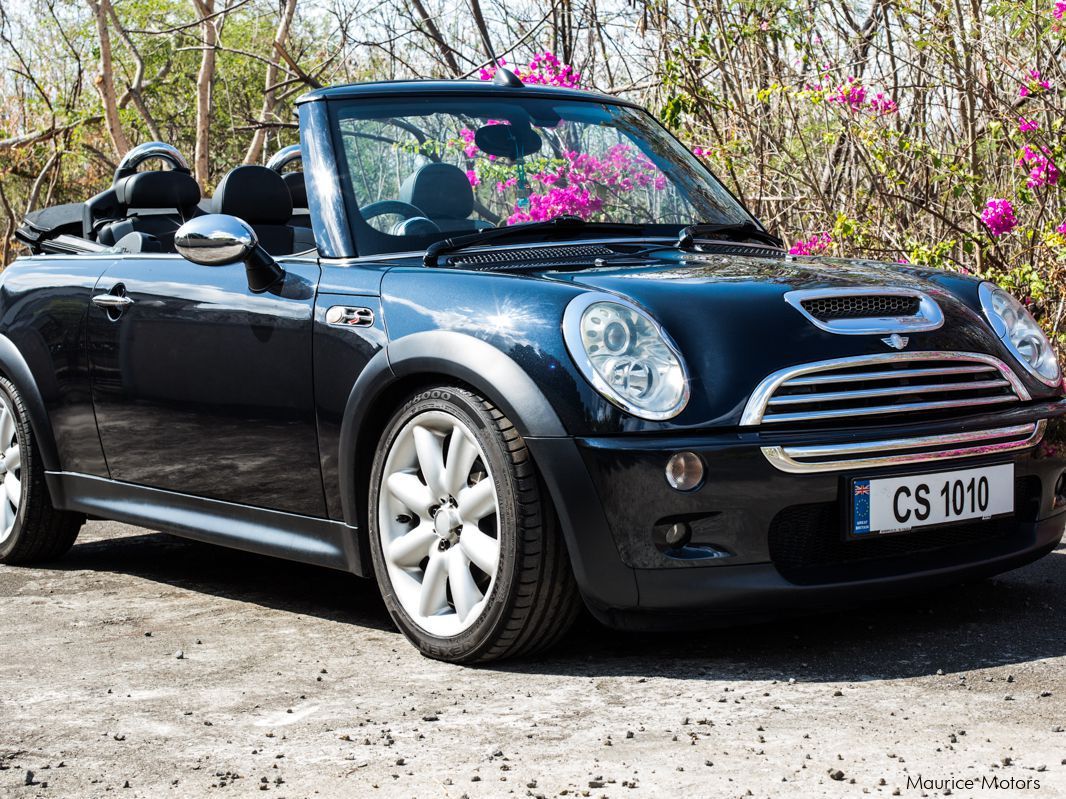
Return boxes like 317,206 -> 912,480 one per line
785,287 -> 944,335
742,352 -> 1041,472
741,351 -> 1030,426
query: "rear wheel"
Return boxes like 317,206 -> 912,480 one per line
0,377 -> 83,564
368,386 -> 580,663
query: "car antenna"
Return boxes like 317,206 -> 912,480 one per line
469,1 -> 523,87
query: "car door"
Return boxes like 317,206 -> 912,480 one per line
86,254 -> 326,517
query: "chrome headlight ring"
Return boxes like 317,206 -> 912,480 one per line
562,292 -> 691,420
978,282 -> 1061,387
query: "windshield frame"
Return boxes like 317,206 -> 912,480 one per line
313,90 -> 766,260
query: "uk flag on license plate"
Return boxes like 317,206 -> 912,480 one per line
852,480 -> 871,535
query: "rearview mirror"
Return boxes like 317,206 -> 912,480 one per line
175,214 -> 283,293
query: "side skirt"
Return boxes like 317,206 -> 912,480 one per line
46,472 -> 363,574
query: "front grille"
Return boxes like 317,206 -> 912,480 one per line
801,294 -> 920,320
447,244 -> 615,268
768,476 -> 1040,584
742,352 -> 1028,427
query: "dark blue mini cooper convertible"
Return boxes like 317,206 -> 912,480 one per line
5,74 -> 1065,662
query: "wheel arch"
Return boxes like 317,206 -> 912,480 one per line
0,333 -> 60,472
338,331 -> 568,574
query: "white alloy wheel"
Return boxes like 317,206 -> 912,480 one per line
377,410 -> 501,637
0,393 -> 22,544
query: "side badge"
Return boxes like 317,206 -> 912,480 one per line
881,334 -> 909,350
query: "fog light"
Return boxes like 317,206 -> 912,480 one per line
664,521 -> 692,547
665,451 -> 704,491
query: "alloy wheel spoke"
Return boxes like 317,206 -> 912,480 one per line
4,446 -> 19,473
0,494 -> 10,534
459,524 -> 499,578
387,523 -> 436,568
444,425 -> 479,497
386,472 -> 433,517
458,478 -> 496,522
4,473 -> 19,507
0,408 -> 12,448
448,547 -> 484,622
418,549 -> 449,617
413,425 -> 447,499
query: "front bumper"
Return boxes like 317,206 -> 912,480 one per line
526,400 -> 1066,629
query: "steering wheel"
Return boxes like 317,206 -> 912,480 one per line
360,200 -> 426,222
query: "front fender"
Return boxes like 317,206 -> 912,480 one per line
0,333 -> 60,471
338,330 -> 566,523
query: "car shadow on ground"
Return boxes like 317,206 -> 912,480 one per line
45,528 -> 1066,682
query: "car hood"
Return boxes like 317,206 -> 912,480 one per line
539,249 -> 1055,427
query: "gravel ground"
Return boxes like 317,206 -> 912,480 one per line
1,521 -> 1064,799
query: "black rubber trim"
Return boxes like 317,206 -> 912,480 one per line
46,472 -> 357,572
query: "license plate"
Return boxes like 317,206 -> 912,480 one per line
851,463 -> 1014,537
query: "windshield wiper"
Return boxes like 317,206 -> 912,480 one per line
423,216 -> 645,266
675,221 -> 782,250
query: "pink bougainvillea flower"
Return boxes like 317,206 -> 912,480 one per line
1018,117 -> 1040,133
1056,221 -> 1066,235
827,77 -> 867,111
1056,1 -> 1066,20
465,169 -> 480,187
868,92 -> 898,115
692,146 -> 706,157
1019,69 -> 1052,97
1017,145 -> 1060,188
788,232 -> 832,256
507,185 -> 603,225
981,198 -> 1017,237
479,51 -> 582,89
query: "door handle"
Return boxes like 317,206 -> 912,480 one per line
91,294 -> 134,308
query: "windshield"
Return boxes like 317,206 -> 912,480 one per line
329,95 -> 757,256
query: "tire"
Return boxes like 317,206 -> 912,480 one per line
0,376 -> 83,564
368,386 -> 581,663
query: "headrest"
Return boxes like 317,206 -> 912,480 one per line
114,171 -> 201,212
399,163 -> 473,220
214,165 -> 292,225
282,172 -> 307,209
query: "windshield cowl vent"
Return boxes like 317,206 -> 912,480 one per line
446,243 -> 616,269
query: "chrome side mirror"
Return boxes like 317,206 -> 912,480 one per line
175,214 -> 256,265
175,214 -> 283,293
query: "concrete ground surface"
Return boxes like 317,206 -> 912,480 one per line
1,521 -> 1064,799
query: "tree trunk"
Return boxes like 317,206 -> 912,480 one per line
86,0 -> 131,157
244,0 -> 299,165
193,0 -> 218,190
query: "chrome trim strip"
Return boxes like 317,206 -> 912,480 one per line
784,287 -> 944,335
782,364 -> 995,386
762,394 -> 1018,424
761,421 -> 1046,473
766,378 -> 1011,406
740,351 -> 1031,426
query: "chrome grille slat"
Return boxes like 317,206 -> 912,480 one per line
762,394 -> 1019,424
782,364 -> 996,387
767,378 -> 1011,406
762,422 -> 1045,473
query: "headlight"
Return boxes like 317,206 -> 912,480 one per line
563,293 -> 690,419
979,282 -> 1061,386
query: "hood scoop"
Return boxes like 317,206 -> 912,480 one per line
785,287 -> 944,335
